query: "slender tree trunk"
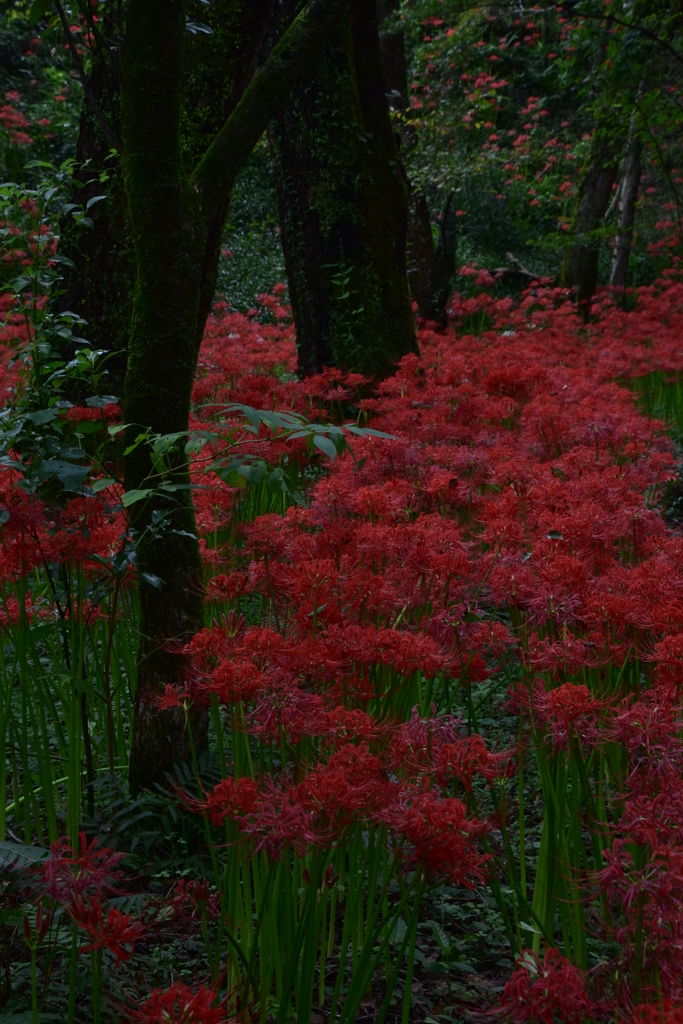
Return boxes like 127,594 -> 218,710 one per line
121,0 -> 348,792
407,191 -> 435,319
610,98 -> 644,295
269,0 -> 417,379
609,132 -> 642,295
562,130 -> 620,309
427,191 -> 457,325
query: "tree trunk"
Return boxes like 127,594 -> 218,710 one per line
377,0 -> 407,111
427,191 -> 457,324
53,29 -> 133,399
55,2 -> 274,400
407,191 -> 434,319
269,0 -> 417,379
122,0 -> 207,795
562,131 -> 620,309
121,0 -> 349,793
610,85 -> 646,296
609,133 -> 642,295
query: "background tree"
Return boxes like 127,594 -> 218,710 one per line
268,0 -> 417,378
395,0 -> 682,297
52,0 -> 274,395
120,0 -> 347,792
610,102 -> 644,295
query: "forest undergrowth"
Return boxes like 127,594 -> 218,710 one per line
2,208 -> 683,1022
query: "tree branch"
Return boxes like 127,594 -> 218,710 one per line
54,0 -> 121,151
192,0 -> 348,221
557,2 -> 683,68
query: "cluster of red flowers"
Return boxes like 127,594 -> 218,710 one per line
5,267 -> 683,1013
0,90 -> 33,146
181,272 -> 683,1013
37,833 -> 144,964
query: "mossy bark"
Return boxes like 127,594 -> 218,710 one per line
269,0 -> 417,379
121,0 -> 349,792
122,0 -> 206,795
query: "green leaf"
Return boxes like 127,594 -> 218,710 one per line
121,488 -> 153,507
91,477 -> 116,493
0,509 -> 9,525
39,460 -> 89,490
85,394 -> 118,408
27,408 -> 58,425
153,431 -> 186,456
451,959 -> 478,974
0,841 -> 48,871
313,434 -> 338,460
344,424 -> 395,440
551,466 -> 567,481
86,195 -> 107,210
28,0 -> 52,25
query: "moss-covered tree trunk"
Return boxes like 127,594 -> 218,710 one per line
122,0 -> 207,795
269,0 -> 417,379
121,0 -> 348,793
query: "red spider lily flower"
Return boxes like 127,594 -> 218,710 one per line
131,983 -> 228,1023
498,948 -> 598,1024
23,902 -> 51,948
151,683 -> 193,711
608,685 -> 683,782
436,734 -> 516,790
200,775 -> 260,826
380,788 -> 491,885
69,892 -> 145,965
531,680 -> 606,749
389,707 -> 514,789
172,879 -> 222,922
204,571 -> 245,604
38,832 -> 124,903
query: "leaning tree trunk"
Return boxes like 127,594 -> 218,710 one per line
269,0 -> 417,379
122,0 -> 348,793
562,130 -> 621,309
